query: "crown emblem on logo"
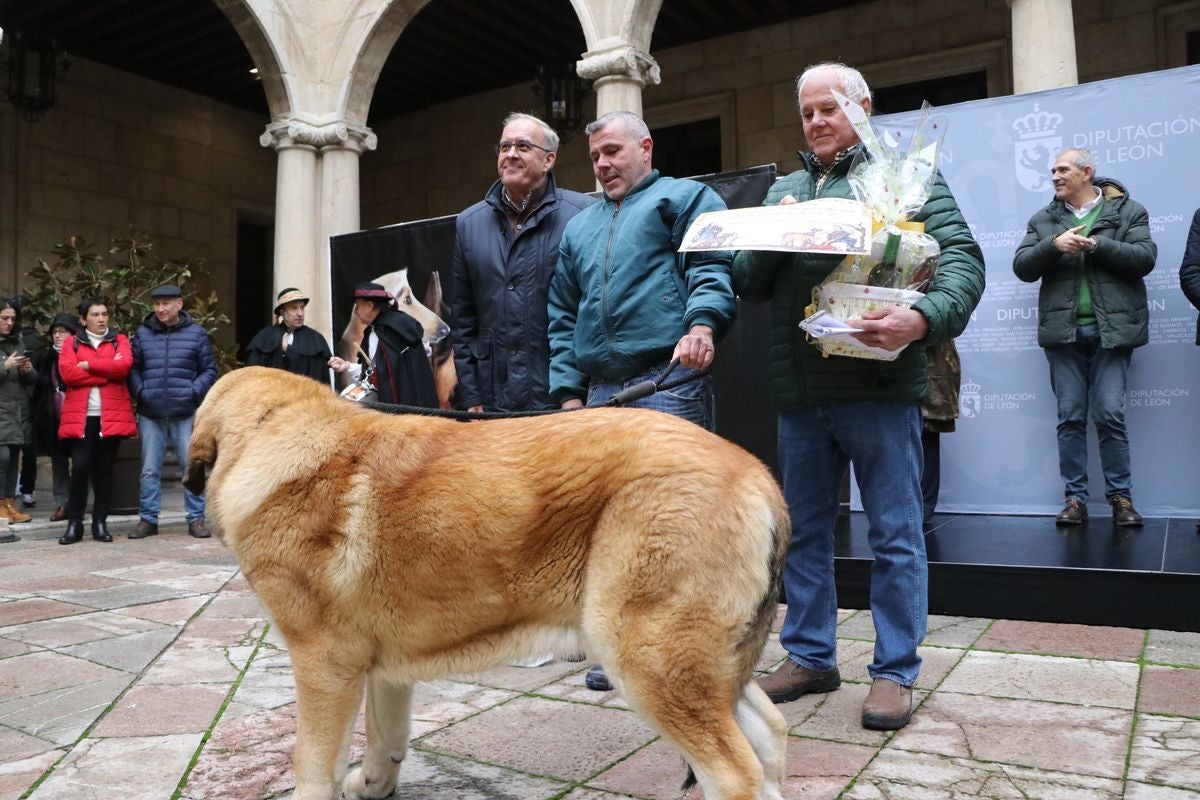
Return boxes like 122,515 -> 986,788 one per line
961,379 -> 982,395
1012,104 -> 1062,139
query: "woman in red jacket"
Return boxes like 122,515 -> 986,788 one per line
58,297 -> 136,544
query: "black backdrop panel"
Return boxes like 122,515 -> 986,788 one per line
329,164 -> 778,473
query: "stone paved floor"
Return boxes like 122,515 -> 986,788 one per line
2,506 -> 1199,799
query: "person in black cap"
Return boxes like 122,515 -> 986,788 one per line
32,313 -> 80,522
129,283 -> 218,540
244,287 -> 333,385
328,282 -> 437,407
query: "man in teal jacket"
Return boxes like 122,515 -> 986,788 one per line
547,110 -> 735,426
1013,148 -> 1156,528
547,110 -> 736,691
733,63 -> 984,731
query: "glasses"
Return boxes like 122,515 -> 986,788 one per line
495,139 -> 550,156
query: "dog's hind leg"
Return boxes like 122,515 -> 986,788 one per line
342,671 -> 413,800
291,662 -> 365,800
735,681 -> 788,799
617,654 -> 765,800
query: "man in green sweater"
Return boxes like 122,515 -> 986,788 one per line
1013,148 -> 1156,527
734,62 -> 984,731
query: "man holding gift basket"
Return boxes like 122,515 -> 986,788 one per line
733,62 -> 984,731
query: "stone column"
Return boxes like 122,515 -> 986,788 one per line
317,125 -> 376,340
260,121 -> 320,329
1009,0 -> 1078,93
577,45 -> 661,120
260,120 -> 376,340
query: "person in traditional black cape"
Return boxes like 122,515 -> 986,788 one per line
329,282 -> 438,407
244,288 -> 333,385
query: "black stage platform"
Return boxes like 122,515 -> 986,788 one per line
833,512 -> 1200,633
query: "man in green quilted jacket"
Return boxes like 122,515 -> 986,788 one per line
733,62 -> 984,731
1013,148 -> 1155,529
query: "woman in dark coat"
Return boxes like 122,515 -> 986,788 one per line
0,298 -> 36,526
32,313 -> 80,522
328,282 -> 437,407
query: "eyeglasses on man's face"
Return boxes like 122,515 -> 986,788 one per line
495,139 -> 550,156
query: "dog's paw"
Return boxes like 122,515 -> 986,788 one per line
341,765 -> 398,800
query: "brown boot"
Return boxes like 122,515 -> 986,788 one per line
49,506 -> 67,522
1,499 -> 31,524
861,678 -> 913,730
756,660 -> 841,703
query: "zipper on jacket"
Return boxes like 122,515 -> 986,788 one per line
601,201 -> 622,362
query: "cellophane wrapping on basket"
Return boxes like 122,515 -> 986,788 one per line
806,93 -> 947,360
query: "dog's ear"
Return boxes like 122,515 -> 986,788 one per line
183,458 -> 210,495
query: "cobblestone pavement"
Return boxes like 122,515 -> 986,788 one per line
2,501 -> 1199,799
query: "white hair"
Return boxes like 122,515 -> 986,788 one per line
502,112 -> 560,153
796,62 -> 872,104
1057,147 -> 1096,171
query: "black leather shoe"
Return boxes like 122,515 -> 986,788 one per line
1111,496 -> 1144,527
91,519 -> 113,543
1055,497 -> 1087,526
59,520 -> 84,545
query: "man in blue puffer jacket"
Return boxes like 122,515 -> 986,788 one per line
128,284 -> 218,540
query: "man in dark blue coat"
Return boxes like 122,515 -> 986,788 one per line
450,112 -> 594,412
128,284 -> 218,539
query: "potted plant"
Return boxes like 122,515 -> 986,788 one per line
23,232 -> 234,515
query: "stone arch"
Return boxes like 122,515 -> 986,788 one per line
214,0 -> 292,120
569,0 -> 663,52
342,0 -> 434,125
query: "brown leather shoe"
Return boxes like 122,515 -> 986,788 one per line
1,498 -> 31,524
188,519 -> 211,539
129,519 -> 158,539
861,678 -> 913,730
49,506 -> 67,522
1055,497 -> 1087,526
756,661 -> 841,703
1111,496 -> 1143,527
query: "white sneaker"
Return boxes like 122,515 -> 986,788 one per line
507,652 -> 555,668
20,493 -> 35,508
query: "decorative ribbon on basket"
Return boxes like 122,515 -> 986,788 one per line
801,92 -> 947,361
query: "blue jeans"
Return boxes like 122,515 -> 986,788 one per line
586,364 -> 715,432
138,415 -> 204,523
1044,323 -> 1133,503
777,402 -> 926,687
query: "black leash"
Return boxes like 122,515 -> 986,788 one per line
361,358 -> 710,421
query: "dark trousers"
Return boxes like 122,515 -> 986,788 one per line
67,418 -> 121,523
18,444 -> 36,494
920,430 -> 940,523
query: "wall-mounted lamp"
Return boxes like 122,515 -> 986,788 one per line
532,62 -> 591,141
1,29 -> 70,122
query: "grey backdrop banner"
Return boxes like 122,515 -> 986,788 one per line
866,65 -> 1200,517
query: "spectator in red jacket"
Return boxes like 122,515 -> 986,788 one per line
58,297 -> 136,545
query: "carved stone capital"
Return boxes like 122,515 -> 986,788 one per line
577,47 -> 661,87
260,120 -> 378,153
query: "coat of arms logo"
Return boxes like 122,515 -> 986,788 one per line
1012,104 -> 1063,193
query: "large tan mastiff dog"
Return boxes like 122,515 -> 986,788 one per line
186,368 -> 790,800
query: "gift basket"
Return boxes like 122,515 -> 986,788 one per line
801,92 -> 947,361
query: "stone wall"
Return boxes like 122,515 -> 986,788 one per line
360,0 -> 1167,225
0,58 -> 276,343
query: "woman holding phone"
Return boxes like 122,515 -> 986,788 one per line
0,298 -> 36,526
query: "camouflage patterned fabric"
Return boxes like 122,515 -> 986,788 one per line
921,339 -> 960,433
